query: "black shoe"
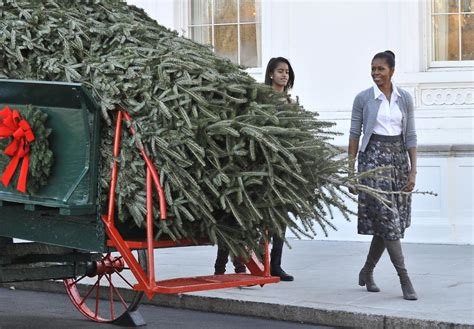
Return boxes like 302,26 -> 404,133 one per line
271,267 -> 294,281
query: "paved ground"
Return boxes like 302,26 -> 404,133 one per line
0,287 -> 337,329
8,240 -> 474,328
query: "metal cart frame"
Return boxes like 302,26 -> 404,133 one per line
0,80 -> 279,325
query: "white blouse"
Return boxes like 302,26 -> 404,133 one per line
372,84 -> 403,136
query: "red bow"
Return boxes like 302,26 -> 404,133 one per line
0,106 -> 35,193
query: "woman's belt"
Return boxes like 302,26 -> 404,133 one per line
370,134 -> 402,142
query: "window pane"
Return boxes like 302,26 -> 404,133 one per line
240,0 -> 257,23
462,0 -> 474,12
240,23 -> 260,67
461,14 -> 474,59
433,15 -> 460,60
190,26 -> 212,45
215,25 -> 238,63
214,0 -> 237,24
433,0 -> 459,13
190,0 -> 212,25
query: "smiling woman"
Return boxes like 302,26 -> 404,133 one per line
262,56 -> 296,281
213,56 -> 297,282
348,50 -> 419,301
264,57 -> 295,97
371,58 -> 394,94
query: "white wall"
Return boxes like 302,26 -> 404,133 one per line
127,0 -> 176,29
129,0 -> 474,244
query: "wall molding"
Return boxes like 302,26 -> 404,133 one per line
420,87 -> 474,107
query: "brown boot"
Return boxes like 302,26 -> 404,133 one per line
359,235 -> 385,292
385,239 -> 418,300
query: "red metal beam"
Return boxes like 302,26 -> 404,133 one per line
103,111 -> 279,299
106,111 -> 123,226
122,112 -> 166,220
106,239 -> 212,249
146,168 -> 155,287
152,274 -> 280,294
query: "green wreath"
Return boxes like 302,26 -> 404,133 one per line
0,105 -> 54,194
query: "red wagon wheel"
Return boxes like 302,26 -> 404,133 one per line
64,249 -> 147,323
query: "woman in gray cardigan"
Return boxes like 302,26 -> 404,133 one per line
348,50 -> 418,300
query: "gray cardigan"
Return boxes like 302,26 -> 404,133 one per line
349,86 -> 417,152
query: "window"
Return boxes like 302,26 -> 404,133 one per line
431,0 -> 474,66
188,0 -> 261,68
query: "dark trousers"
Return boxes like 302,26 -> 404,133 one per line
214,244 -> 246,274
214,228 -> 287,274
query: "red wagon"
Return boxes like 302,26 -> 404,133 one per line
0,79 -> 279,325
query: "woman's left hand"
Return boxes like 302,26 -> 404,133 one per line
403,172 -> 416,192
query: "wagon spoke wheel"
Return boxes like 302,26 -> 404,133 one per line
64,249 -> 147,323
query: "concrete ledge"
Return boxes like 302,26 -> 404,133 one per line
143,293 -> 474,329
151,293 -> 384,328
8,281 -> 472,329
333,143 -> 474,158
417,144 -> 474,157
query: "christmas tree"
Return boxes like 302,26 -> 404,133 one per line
0,0 -> 377,257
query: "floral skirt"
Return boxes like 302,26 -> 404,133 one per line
357,134 -> 411,240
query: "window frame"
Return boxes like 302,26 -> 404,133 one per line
425,0 -> 474,70
185,0 -> 262,69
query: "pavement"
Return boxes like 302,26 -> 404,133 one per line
8,240 -> 474,329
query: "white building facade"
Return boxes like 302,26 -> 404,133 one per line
129,0 -> 474,245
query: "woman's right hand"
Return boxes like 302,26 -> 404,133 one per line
349,186 -> 358,195
348,164 -> 358,195
348,140 -> 359,195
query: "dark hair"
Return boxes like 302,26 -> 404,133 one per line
372,50 -> 396,68
264,57 -> 295,91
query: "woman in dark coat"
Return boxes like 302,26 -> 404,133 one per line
214,57 -> 295,282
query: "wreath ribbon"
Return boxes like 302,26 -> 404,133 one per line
0,106 -> 35,193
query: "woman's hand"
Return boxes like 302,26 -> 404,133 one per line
348,139 -> 359,195
348,164 -> 358,195
403,171 -> 416,192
